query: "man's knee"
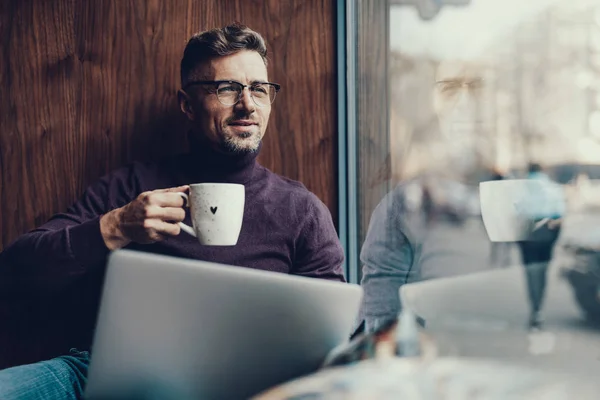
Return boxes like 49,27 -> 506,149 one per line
0,349 -> 90,400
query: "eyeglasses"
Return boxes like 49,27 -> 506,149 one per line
183,80 -> 281,107
435,78 -> 485,99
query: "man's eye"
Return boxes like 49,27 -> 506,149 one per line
438,82 -> 461,93
251,85 -> 268,94
219,85 -> 238,92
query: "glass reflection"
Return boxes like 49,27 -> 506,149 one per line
359,0 -> 600,343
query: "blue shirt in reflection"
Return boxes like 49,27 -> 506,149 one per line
515,171 -> 564,220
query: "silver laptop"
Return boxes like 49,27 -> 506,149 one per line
85,249 -> 362,400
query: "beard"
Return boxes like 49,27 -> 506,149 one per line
220,130 -> 262,154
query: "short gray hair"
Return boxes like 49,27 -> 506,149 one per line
180,23 -> 268,87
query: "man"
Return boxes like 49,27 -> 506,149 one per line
488,167 -> 513,267
359,59 -> 496,333
516,163 -> 563,329
358,60 -> 563,332
0,24 -> 344,399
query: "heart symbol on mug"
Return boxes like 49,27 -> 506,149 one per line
210,206 -> 218,215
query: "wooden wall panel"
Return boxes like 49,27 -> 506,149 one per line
0,0 -> 337,368
0,0 -> 338,252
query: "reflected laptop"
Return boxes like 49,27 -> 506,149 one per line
85,249 -> 362,400
399,268 -> 531,328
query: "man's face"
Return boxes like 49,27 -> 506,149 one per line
181,50 -> 271,154
433,61 -> 486,141
431,60 -> 490,174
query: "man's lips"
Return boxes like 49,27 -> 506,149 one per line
228,120 -> 257,126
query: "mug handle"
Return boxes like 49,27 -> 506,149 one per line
176,192 -> 196,237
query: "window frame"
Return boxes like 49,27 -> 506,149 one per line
338,0 -> 391,284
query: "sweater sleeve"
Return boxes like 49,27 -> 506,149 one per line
359,186 -> 418,332
292,194 -> 346,282
0,164 -> 141,293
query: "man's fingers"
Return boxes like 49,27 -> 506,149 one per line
145,206 -> 186,222
154,185 -> 189,193
165,185 -> 190,193
146,192 -> 187,207
533,218 -> 550,231
548,218 -> 562,229
152,220 -> 181,237
142,219 -> 181,238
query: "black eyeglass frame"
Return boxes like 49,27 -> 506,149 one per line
183,80 -> 281,106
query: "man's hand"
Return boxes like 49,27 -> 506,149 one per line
100,185 -> 189,250
532,217 -> 562,231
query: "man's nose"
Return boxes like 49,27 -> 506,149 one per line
452,89 -> 476,112
236,88 -> 256,112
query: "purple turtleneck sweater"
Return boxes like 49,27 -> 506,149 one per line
0,141 -> 345,351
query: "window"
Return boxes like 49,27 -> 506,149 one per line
343,0 -> 600,378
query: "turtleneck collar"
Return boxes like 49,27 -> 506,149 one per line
184,133 -> 261,184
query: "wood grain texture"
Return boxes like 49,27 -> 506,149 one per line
0,0 -> 337,368
356,0 -> 390,275
0,0 -> 338,251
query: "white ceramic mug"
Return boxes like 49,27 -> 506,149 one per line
479,179 -> 564,242
177,183 -> 245,246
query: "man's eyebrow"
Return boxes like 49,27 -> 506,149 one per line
435,78 -> 462,83
249,79 -> 269,85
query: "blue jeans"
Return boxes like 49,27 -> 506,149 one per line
0,349 -> 89,400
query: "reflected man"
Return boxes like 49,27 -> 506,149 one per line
359,60 -> 502,332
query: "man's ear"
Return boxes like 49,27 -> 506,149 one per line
178,89 -> 195,121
